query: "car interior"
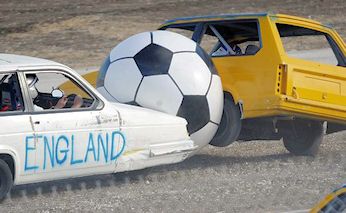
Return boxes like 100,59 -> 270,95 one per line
0,74 -> 24,112
204,21 -> 261,56
29,72 -> 96,110
161,20 -> 261,57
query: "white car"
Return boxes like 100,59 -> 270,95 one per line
0,54 -> 197,200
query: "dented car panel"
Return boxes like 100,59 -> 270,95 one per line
0,54 -> 197,186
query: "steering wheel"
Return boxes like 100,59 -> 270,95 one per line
233,45 -> 242,55
66,94 -> 77,101
64,94 -> 77,108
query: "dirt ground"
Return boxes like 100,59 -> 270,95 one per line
1,0 -> 345,69
0,0 -> 345,212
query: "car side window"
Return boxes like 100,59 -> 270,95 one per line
200,27 -> 221,54
276,23 -> 342,66
0,73 -> 24,113
25,71 -> 96,111
199,20 -> 262,57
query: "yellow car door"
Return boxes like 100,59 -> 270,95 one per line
273,20 -> 346,123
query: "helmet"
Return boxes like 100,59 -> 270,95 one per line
26,74 -> 39,98
26,74 -> 38,88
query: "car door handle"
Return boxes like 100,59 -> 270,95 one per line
34,121 -> 40,125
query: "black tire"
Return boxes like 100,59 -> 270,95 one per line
209,96 -> 242,147
280,119 -> 324,156
0,159 -> 13,202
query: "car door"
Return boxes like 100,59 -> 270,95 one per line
274,22 -> 346,122
197,19 -> 277,116
0,71 -> 35,184
23,69 -> 122,182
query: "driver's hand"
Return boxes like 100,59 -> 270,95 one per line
72,95 -> 83,108
54,96 -> 68,109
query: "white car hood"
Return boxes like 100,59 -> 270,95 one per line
111,102 -> 191,146
111,102 -> 187,127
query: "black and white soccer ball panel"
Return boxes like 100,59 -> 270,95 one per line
207,75 -> 223,124
97,30 -> 223,147
169,52 -> 211,96
110,32 -> 151,61
136,75 -> 183,115
97,86 -> 118,102
109,30 -> 197,62
134,43 -> 173,76
104,58 -> 142,103
152,30 -> 197,53
191,122 -> 219,147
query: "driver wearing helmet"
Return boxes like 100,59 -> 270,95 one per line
26,74 -> 83,111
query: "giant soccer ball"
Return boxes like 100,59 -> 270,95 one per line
97,31 -> 223,147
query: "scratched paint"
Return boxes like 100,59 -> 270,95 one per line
25,131 -> 126,171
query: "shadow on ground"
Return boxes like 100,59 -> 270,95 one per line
7,151 -> 296,200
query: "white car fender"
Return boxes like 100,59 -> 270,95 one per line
0,146 -> 19,183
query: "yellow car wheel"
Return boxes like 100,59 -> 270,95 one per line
311,185 -> 346,212
209,94 -> 242,147
279,119 -> 324,156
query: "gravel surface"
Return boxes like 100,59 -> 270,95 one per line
1,134 -> 346,212
0,0 -> 345,69
0,0 -> 345,212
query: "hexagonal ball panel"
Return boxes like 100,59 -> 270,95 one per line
109,32 -> 151,62
134,43 -> 173,76
97,55 -> 111,87
152,30 -> 197,53
104,58 -> 143,103
96,86 -> 119,102
136,75 -> 183,115
206,75 -> 223,124
125,101 -> 140,106
169,52 -> 211,95
191,122 -> 219,147
177,95 -> 210,134
196,45 -> 218,75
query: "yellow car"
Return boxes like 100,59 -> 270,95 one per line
158,13 -> 346,155
311,184 -> 346,212
64,13 -> 345,155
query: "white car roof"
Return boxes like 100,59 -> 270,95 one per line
0,53 -> 109,102
0,54 -> 68,71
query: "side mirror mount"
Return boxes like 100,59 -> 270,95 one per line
51,89 -> 64,98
